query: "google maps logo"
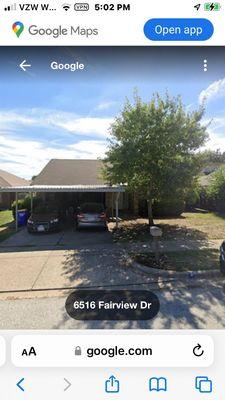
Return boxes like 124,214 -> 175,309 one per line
12,21 -> 24,38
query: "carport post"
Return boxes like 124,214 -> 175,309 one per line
111,193 -> 114,219
30,191 -> 33,213
15,192 -> 18,232
115,192 -> 120,229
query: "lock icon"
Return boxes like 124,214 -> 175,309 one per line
75,346 -> 82,356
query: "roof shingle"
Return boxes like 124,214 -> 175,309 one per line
0,169 -> 29,187
32,159 -> 106,186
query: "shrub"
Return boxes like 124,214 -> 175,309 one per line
185,183 -> 201,210
153,197 -> 185,217
207,166 -> 225,212
11,195 -> 43,218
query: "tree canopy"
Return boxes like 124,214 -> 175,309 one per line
103,92 -> 208,224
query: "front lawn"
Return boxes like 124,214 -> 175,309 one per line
132,248 -> 220,272
0,210 -> 15,243
113,211 -> 225,242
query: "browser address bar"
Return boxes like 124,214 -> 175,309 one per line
11,334 -> 214,367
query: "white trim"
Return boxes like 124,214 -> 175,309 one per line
0,185 -> 125,193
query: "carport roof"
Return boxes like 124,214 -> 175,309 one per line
0,184 -> 125,193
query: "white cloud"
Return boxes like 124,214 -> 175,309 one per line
199,78 -> 225,104
205,135 -> 225,152
57,117 -> 112,136
200,117 -> 225,152
95,101 -> 118,111
69,140 -> 107,158
0,135 -> 108,179
0,107 -> 113,179
0,109 -> 113,138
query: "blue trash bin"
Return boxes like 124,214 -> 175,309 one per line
17,209 -> 29,227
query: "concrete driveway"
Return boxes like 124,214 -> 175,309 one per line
0,227 -> 148,295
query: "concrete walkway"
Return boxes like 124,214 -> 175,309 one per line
121,238 -> 222,252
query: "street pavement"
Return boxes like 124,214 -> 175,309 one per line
0,227 -> 224,329
0,279 -> 224,329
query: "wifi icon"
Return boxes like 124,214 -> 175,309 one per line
62,3 -> 71,11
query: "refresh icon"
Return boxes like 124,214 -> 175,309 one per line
193,343 -> 205,357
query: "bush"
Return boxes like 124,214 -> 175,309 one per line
185,184 -> 201,210
11,195 -> 43,218
207,166 -> 225,212
153,197 -> 185,217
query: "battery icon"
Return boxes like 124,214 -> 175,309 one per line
204,2 -> 221,11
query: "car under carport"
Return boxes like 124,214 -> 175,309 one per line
0,183 -> 124,231
0,159 -> 126,232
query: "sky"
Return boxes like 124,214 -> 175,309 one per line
1,47 -> 225,179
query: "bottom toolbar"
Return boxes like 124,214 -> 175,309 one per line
0,330 -> 223,399
0,368 -> 220,399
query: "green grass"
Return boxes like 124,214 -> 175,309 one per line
113,211 -> 225,242
0,210 -> 14,227
0,210 -> 15,243
132,249 -> 220,272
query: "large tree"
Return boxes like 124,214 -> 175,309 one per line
103,92 -> 208,225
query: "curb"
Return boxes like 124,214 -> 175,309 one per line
128,257 -> 223,280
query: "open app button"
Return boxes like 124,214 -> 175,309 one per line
144,18 -> 214,41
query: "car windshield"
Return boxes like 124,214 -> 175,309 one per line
80,203 -> 104,213
33,206 -> 58,214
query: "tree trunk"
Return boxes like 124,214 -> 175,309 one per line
147,197 -> 154,226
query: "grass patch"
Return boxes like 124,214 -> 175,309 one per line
113,211 -> 225,242
158,212 -> 225,241
0,210 -> 15,243
132,249 -> 220,272
0,210 -> 13,227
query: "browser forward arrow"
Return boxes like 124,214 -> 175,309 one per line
64,378 -> 72,392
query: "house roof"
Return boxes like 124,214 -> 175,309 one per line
0,160 -> 125,193
32,159 -> 106,186
0,169 -> 28,188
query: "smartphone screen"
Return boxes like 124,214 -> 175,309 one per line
0,1 -> 224,398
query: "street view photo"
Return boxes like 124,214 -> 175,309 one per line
0,46 -> 225,329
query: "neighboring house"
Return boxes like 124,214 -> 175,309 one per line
31,159 -> 130,214
0,169 -> 29,209
199,163 -> 225,188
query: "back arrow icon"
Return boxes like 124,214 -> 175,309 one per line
64,378 -> 71,392
17,378 -> 25,392
20,60 -> 31,72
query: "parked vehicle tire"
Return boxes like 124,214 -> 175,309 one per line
220,256 -> 225,275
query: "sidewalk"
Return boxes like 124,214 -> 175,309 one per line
118,238 -> 222,252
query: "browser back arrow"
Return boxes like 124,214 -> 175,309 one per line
17,378 -> 25,392
20,59 -> 31,72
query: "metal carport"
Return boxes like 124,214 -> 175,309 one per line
0,184 -> 125,231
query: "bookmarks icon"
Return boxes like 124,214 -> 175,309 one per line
149,377 -> 167,392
